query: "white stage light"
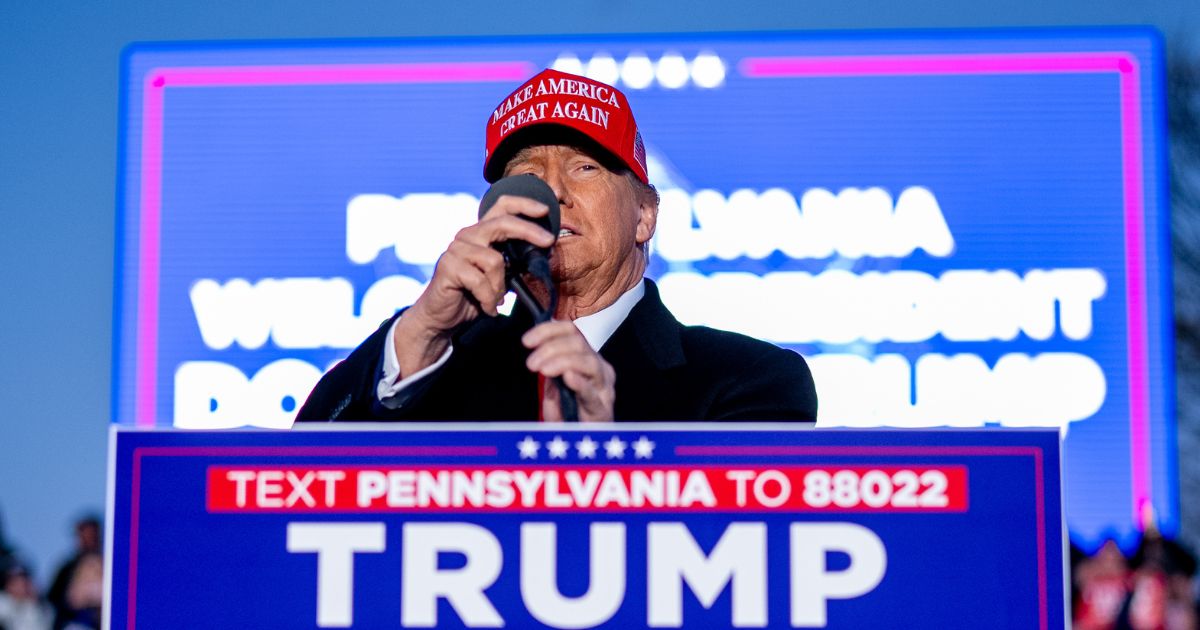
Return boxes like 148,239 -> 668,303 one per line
691,52 -> 726,88
620,53 -> 655,89
585,53 -> 620,86
656,53 -> 690,89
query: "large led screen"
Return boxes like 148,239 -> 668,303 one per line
113,29 -> 1174,546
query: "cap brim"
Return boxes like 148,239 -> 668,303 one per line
484,123 -> 630,183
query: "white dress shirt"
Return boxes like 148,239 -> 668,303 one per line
377,281 -> 646,404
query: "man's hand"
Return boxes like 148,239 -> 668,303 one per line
393,196 -> 555,377
523,321 -> 616,422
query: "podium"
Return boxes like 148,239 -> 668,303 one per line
105,425 -> 1065,629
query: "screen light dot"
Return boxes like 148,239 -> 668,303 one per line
620,53 -> 655,89
656,53 -> 690,89
585,53 -> 620,86
691,52 -> 726,88
551,53 -> 585,76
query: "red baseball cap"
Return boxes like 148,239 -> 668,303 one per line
483,68 -> 648,184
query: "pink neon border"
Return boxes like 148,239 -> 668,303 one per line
675,444 -> 1050,630
739,52 -> 1151,529
132,52 -> 1152,522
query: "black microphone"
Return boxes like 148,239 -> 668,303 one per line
478,174 -> 560,280
477,174 -> 578,421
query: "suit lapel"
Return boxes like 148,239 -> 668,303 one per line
601,280 -> 686,419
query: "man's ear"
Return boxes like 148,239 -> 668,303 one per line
635,186 -> 658,246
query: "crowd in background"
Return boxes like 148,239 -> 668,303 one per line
1073,528 -> 1200,630
0,515 -> 102,630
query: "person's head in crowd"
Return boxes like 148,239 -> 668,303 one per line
3,563 -> 38,602
73,516 -> 101,555
1130,530 -> 1198,578
1094,539 -> 1129,574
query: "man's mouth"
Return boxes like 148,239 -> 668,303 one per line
558,228 -> 577,238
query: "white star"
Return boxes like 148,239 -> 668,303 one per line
575,436 -> 598,459
604,436 -> 627,459
632,436 -> 656,459
547,436 -> 569,459
517,436 -> 540,459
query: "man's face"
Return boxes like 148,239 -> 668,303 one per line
502,144 -> 657,294
77,522 -> 100,553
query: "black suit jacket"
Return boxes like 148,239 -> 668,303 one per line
295,280 -> 817,422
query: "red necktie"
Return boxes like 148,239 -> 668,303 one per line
537,373 -> 545,422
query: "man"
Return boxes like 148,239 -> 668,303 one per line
46,516 -> 100,630
296,68 -> 816,423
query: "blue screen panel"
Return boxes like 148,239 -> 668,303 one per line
113,29 -> 1174,548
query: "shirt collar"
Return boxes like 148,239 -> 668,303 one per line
572,281 -> 646,351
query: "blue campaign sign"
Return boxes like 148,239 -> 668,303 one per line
106,426 -> 1064,629
111,30 -> 1173,548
